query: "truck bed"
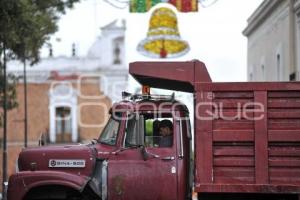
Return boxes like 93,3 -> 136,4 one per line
195,82 -> 300,193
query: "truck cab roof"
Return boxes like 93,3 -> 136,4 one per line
111,96 -> 189,113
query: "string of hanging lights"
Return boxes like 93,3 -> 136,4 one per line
103,0 -> 218,11
102,0 -> 218,59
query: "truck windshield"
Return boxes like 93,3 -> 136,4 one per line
98,114 -> 121,146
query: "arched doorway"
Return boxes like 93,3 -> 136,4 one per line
49,83 -> 78,143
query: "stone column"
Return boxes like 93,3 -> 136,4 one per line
49,105 -> 56,143
71,100 -> 78,143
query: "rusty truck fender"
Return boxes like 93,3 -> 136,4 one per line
7,170 -> 90,200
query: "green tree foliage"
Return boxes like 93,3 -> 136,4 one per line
0,0 -> 80,125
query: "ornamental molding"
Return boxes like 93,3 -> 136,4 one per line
243,0 -> 282,36
295,0 -> 300,17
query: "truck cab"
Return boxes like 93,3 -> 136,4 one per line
8,60 -> 204,200
97,94 -> 193,199
8,93 -> 194,200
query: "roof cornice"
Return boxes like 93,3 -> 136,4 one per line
243,0 -> 282,36
295,0 -> 300,16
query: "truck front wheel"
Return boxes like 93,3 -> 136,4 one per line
24,185 -> 99,200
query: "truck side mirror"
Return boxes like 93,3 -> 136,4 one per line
140,145 -> 160,161
140,145 -> 149,161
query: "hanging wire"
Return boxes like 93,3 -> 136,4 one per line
103,0 -> 218,9
198,0 -> 218,8
114,0 -> 130,3
103,0 -> 129,9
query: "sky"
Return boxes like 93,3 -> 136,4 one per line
42,0 -> 264,82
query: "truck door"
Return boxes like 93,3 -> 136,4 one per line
107,112 -> 178,200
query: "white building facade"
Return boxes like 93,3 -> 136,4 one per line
243,0 -> 300,81
7,19 -> 128,144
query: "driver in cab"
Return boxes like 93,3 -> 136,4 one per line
158,119 -> 173,147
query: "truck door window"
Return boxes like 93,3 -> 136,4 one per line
144,113 -> 173,148
99,113 -> 121,146
125,115 -> 138,147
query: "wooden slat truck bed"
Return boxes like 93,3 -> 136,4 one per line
195,82 -> 300,193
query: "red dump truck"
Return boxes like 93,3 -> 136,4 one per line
8,60 -> 300,200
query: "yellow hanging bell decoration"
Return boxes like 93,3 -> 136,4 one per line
137,7 -> 190,58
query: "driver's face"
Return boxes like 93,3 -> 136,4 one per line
159,127 -> 172,137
